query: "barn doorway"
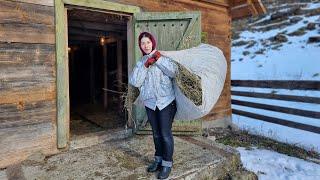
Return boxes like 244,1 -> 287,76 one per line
67,7 -> 129,137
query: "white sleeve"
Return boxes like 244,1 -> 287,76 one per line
129,58 -> 149,88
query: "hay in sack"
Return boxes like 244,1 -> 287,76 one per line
132,43 -> 227,121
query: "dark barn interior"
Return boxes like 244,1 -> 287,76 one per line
67,7 -> 129,136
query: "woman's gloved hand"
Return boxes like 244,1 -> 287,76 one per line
144,51 -> 161,68
144,57 -> 156,68
153,51 -> 161,60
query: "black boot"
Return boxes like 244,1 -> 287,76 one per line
158,166 -> 171,179
147,161 -> 161,172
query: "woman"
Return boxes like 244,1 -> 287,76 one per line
129,31 -> 178,179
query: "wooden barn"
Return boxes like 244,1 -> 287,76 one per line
0,0 -> 266,168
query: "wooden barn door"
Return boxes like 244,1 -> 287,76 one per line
132,12 -> 202,135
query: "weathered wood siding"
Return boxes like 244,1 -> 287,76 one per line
0,0 -> 232,168
117,0 -> 232,123
0,0 -> 57,168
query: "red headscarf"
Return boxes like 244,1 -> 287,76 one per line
138,32 -> 157,55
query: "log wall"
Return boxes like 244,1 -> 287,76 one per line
0,0 -> 58,168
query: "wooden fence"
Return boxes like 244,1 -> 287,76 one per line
231,80 -> 320,134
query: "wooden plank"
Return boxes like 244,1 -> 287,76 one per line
231,3 -> 252,20
0,23 -> 54,44
232,99 -> 320,119
68,35 -> 98,42
232,109 -> 320,134
89,46 -> 95,104
248,2 -> 258,16
134,11 -> 199,21
230,0 -> 248,7
55,0 -> 69,148
230,0 -> 264,19
68,20 -> 126,32
231,90 -> 320,104
0,100 -> 56,128
127,16 -> 134,128
0,65 -> 55,92
177,12 -> 201,50
0,42 -> 55,66
103,44 -> 108,110
198,0 -> 229,7
10,0 -> 54,6
231,80 -> 320,90
252,0 -> 267,14
63,0 -> 141,14
173,0 -> 228,12
0,1 -> 55,44
0,87 -> 55,104
117,39 -> 123,97
0,0 -> 54,25
0,122 -> 58,168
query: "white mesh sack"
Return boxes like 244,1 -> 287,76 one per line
134,43 -> 227,121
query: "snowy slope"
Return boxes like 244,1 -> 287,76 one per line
232,2 -> 320,80
237,147 -> 320,180
231,1 -> 320,153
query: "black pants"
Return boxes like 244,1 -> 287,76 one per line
145,100 -> 177,162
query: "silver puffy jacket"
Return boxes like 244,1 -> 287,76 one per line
129,52 -> 178,110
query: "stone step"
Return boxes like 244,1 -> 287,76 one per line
12,134 -> 256,180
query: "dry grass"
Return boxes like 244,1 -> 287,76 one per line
206,128 -> 320,162
175,62 -> 202,106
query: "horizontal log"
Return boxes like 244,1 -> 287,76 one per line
232,99 -> 320,119
0,86 -> 55,104
0,42 -> 55,66
232,109 -> 320,134
0,0 -> 54,25
231,90 -> 320,104
231,80 -> 320,90
10,0 -> 54,6
230,0 -> 248,7
0,122 -> 58,168
231,3 -> 253,20
0,64 -> 55,91
0,23 -> 55,44
0,100 -> 56,128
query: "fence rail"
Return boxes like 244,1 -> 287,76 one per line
231,80 -> 320,90
231,80 -> 320,134
231,90 -> 320,104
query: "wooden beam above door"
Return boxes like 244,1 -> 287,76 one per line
68,20 -> 127,33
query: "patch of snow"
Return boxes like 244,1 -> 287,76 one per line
232,114 -> 320,152
231,26 -> 320,80
302,2 -> 320,10
237,147 -> 320,180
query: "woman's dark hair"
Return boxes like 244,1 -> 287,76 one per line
138,32 -> 157,55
